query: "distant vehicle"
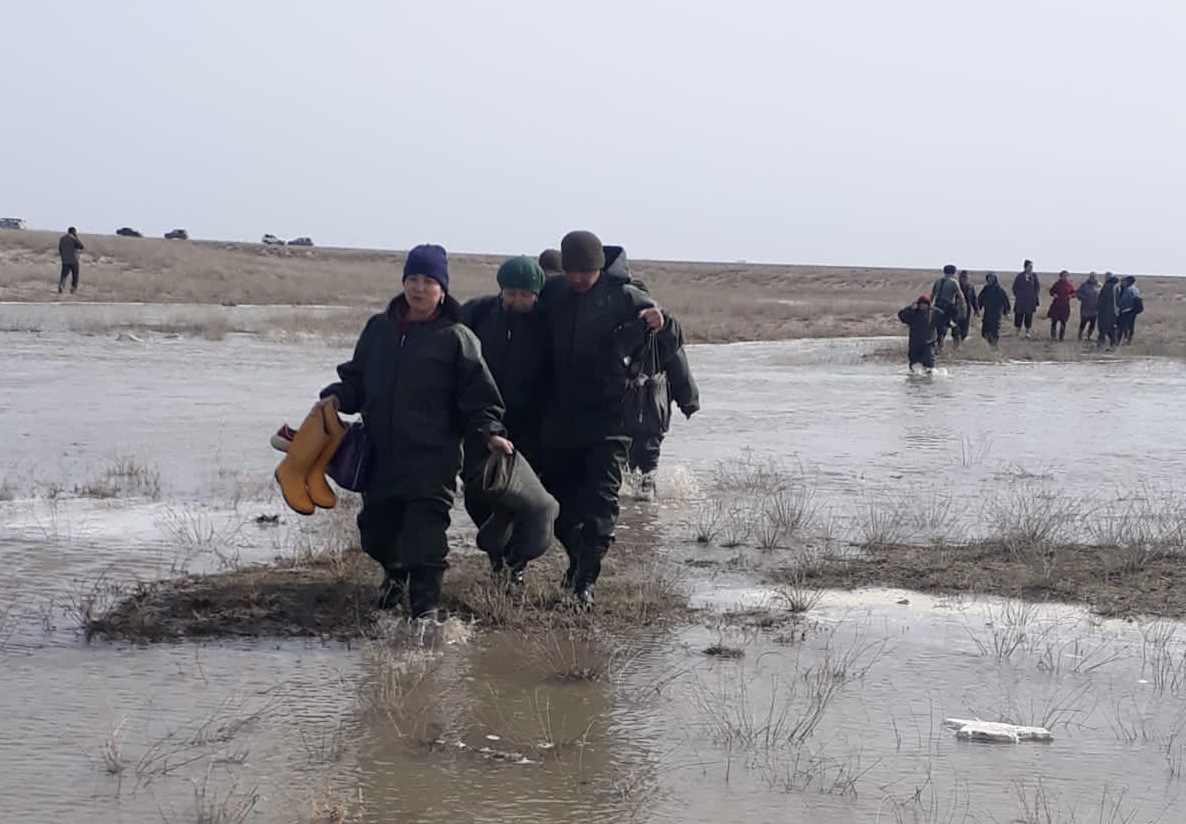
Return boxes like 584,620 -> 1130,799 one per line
164,228 -> 189,240
261,234 -> 286,245
0,217 -> 27,230
116,227 -> 143,238
288,236 -> 314,247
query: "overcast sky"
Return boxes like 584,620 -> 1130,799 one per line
2,1 -> 1183,274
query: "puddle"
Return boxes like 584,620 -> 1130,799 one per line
3,318 -> 1186,821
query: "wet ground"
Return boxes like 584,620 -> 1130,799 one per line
4,305 -> 1186,822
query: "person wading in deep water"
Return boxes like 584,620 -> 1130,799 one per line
317,244 -> 512,620
898,294 -> 939,372
537,230 -> 682,609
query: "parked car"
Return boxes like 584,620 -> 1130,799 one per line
289,236 -> 314,247
0,217 -> 27,230
116,227 -> 143,238
164,228 -> 189,240
261,234 -> 286,245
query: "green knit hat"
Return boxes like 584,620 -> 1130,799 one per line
496,256 -> 546,294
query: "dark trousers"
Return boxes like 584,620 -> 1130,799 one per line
58,262 -> 80,291
1050,319 -> 1066,340
953,315 -> 971,344
908,344 -> 935,370
934,308 -> 955,349
357,496 -> 451,614
1078,316 -> 1097,340
1014,310 -> 1034,331
1117,312 -> 1136,343
540,438 -> 629,590
1098,320 -> 1117,347
626,432 -> 663,474
982,319 -> 1001,347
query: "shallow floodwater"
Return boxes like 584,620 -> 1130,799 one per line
4,310 -> 1186,822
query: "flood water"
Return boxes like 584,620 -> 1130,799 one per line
4,305 -> 1186,822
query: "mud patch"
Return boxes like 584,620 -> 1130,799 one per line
87,546 -> 694,642
790,541 -> 1186,619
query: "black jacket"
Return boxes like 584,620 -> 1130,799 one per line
898,304 -> 939,350
539,245 -> 678,448
459,296 -> 549,440
978,282 -> 1011,324
1097,276 -> 1120,326
58,233 -> 83,264
320,294 -> 506,503
959,281 -> 979,315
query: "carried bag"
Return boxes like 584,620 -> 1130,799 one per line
622,333 -> 672,435
326,420 -> 371,492
1133,295 -> 1145,315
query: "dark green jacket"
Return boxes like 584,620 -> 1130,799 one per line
321,294 -> 506,503
539,245 -> 679,448
1097,276 -> 1120,327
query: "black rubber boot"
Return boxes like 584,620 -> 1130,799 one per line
408,568 -> 444,620
376,570 -> 408,611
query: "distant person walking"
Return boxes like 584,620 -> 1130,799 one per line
1012,259 -> 1040,338
1076,273 -> 1100,341
1047,270 -> 1076,341
978,272 -> 1011,348
57,227 -> 84,294
952,270 -> 979,347
899,295 -> 939,372
929,264 -> 964,352
1117,276 -> 1142,344
1096,272 -> 1121,349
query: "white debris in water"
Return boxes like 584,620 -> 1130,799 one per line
486,734 -> 501,741
943,718 -> 1054,744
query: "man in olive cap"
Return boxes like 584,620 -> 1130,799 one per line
538,230 -> 684,608
460,256 -> 551,583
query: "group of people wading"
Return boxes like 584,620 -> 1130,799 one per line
899,260 -> 1145,372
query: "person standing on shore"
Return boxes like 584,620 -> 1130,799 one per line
977,273 -> 1011,348
1097,272 -> 1121,349
1076,273 -> 1100,341
1117,276 -> 1142,344
1047,270 -> 1076,342
1012,260 -> 1040,338
57,227 -> 84,294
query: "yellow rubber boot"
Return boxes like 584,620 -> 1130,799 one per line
274,404 -> 330,516
307,401 -> 348,509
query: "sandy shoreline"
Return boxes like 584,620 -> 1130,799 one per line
4,229 -> 1184,352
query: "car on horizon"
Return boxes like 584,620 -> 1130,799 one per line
261,234 -> 286,245
0,217 -> 27,230
288,236 -> 314,247
116,227 -> 143,238
164,228 -> 189,240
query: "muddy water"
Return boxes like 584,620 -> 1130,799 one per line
4,313 -> 1186,821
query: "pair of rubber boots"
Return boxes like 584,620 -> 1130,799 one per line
378,567 -> 443,620
274,400 -> 348,516
473,450 -> 559,578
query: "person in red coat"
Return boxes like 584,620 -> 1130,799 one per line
1047,270 -> 1077,341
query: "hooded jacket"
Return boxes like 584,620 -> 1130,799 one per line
320,294 -> 506,503
978,277 -> 1011,325
1097,275 -> 1120,327
1076,279 -> 1100,318
538,245 -> 678,448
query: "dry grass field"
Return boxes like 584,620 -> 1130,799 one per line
3,228 -> 1184,349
